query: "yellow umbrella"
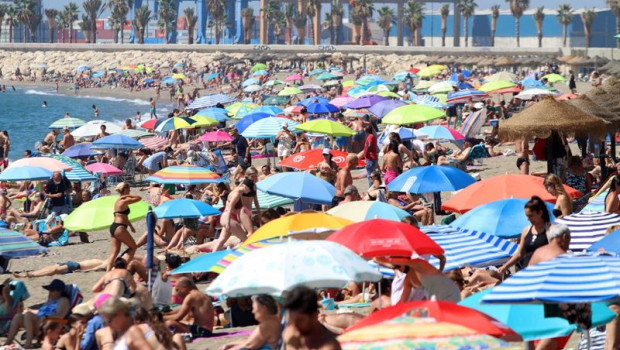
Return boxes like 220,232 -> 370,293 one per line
190,115 -> 218,127
428,64 -> 447,71
243,211 -> 353,245
342,80 -> 356,87
278,87 -> 303,96
413,80 -> 438,90
417,67 -> 443,78
172,73 -> 186,79
376,91 -> 401,98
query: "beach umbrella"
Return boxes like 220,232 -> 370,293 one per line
139,136 -> 169,150
330,96 -> 355,108
343,108 -> 369,118
154,117 -> 198,132
198,130 -> 233,142
142,78 -> 154,84
62,144 -> 93,158
153,198 -> 220,219
115,129 -> 153,139
446,89 -> 488,104
588,228 -> 620,255
327,201 -> 410,222
0,228 -> 47,258
485,71 -> 516,82
460,288 -> 615,341
145,207 -> 156,292
226,102 -> 259,118
418,125 -> 464,140
85,162 -> 123,176
284,74 -> 303,81
279,149 -> 365,170
172,73 -> 186,79
92,70 -> 105,78
413,80 -> 437,91
139,119 -> 158,130
417,67 -> 443,78
8,157 -> 71,172
64,195 -> 149,231
49,117 -> 86,129
251,63 -> 267,72
0,166 -> 52,181
71,120 -> 122,138
241,117 -> 299,139
299,84 -> 322,91
310,68 -> 327,76
428,81 -> 456,94
76,65 -> 90,73
278,87 -> 303,96
316,72 -> 339,81
257,172 -> 335,205
252,106 -> 284,116
355,74 -> 383,86
297,119 -> 354,136
459,108 -> 487,139
206,240 -> 381,297
263,95 -> 289,105
264,79 -> 284,87
413,94 -> 448,109
482,253 -> 620,303
327,218 -> 443,259
382,104 -> 446,125
212,190 -> 294,210
186,115 -> 218,128
479,80 -> 518,93
367,100 -> 408,119
379,128 -> 425,144
162,77 -> 177,84
338,314 -> 516,350
346,86 -> 367,97
554,212 -> 620,251
172,249 -> 232,274
195,108 -> 230,122
387,165 -> 476,194
204,72 -> 219,82
442,174 -> 581,214
298,96 -> 330,107
544,74 -> 566,83
344,94 -> 388,109
146,166 -> 225,185
520,77 -> 545,88
243,85 -> 262,93
393,71 -> 416,81
305,103 -> 340,115
347,300 -> 519,339
252,69 -> 269,77
450,199 -> 555,239
235,113 -> 272,133
241,77 -> 260,87
185,93 -> 237,110
421,225 -> 517,271
515,88 -> 561,100
243,212 -> 353,245
91,135 -> 142,149
43,154 -> 97,182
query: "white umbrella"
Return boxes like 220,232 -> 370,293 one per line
515,88 -> 561,100
71,120 -> 122,139
206,240 -> 381,297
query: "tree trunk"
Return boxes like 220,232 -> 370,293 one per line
287,19 -> 293,44
22,25 -> 27,42
113,28 -> 118,43
313,9 -> 320,45
515,17 -> 520,47
354,24 -> 361,44
537,32 -> 542,47
332,15 -> 340,45
384,28 -> 389,45
9,23 -> 13,43
84,30 -> 91,43
464,17 -> 468,47
49,27 -> 54,43
30,28 -> 35,43
61,29 -> 65,43
491,29 -> 495,46
92,19 -> 97,43
69,24 -> 73,43
562,24 -> 567,47
616,15 -> 620,49
188,27 -> 194,44
441,26 -> 446,47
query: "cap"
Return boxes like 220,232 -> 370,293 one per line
72,303 -> 94,316
322,148 -> 332,155
281,121 -> 288,128
42,279 -> 66,292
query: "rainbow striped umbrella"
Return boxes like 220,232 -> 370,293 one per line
145,166 -> 226,184
0,228 -> 47,258
210,239 -> 285,273
139,136 -> 169,149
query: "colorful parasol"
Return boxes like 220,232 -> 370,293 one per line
145,166 -> 226,184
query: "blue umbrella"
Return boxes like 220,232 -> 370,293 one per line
482,252 -> 620,303
298,96 -> 330,107
162,77 -> 177,84
521,77 -> 544,88
146,207 -> 156,292
355,74 -> 383,86
554,212 -> 620,251
393,71 -> 416,81
143,78 -> 154,83
0,166 -> 52,181
92,70 -> 105,78
235,113 -> 272,133
346,86 -> 366,97
588,228 -> 620,255
252,106 -> 284,116
195,108 -> 230,122
154,117 -> 196,132
186,93 -> 237,110
449,70 -> 471,81
364,80 -> 395,88
154,198 -> 220,219
450,198 -> 555,239
418,125 -> 463,141
242,77 -> 260,87
344,94 -> 388,109
252,70 -> 269,76
62,144 -> 93,158
309,68 -> 327,76
457,81 -> 474,89
91,134 -> 142,149
241,117 -> 299,139
76,65 -> 90,73
204,72 -> 219,82
171,249 -> 231,274
306,103 -> 339,114
257,172 -> 336,205
460,288 -> 615,341
387,165 -> 476,194
368,100 -> 408,118
0,228 -> 47,258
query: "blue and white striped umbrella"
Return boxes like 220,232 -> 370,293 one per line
482,252 -> 620,304
421,225 -> 518,271
185,93 -> 237,110
581,190 -> 607,214
412,95 -> 448,109
242,77 -> 260,87
213,190 -> 293,210
554,212 -> 620,251
241,117 -> 299,139
49,117 -> 86,129
43,154 -> 97,182
243,84 -> 262,93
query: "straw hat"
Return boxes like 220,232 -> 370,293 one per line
498,97 -> 608,141
564,95 -> 620,127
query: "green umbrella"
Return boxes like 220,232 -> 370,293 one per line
251,63 -> 268,72
615,33 -> 620,39
263,96 -> 290,105
417,67 -> 443,78
316,72 -> 339,81
278,87 -> 303,96
64,195 -> 150,231
479,80 -> 517,93
382,104 -> 446,125
264,79 -> 284,87
542,73 -> 565,83
297,119 -> 356,137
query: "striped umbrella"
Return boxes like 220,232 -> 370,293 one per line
185,93 -> 237,110
91,135 -> 142,149
114,129 -> 154,139
241,117 -> 299,139
189,116 -> 218,127
482,253 -> 620,304
139,136 -> 168,149
0,228 -> 47,258
213,190 -> 294,210
446,89 -> 488,104
146,166 -> 226,184
252,106 -> 284,116
49,117 -> 86,129
195,107 -> 230,122
299,84 -> 322,91
581,190 -> 607,214
43,154 -> 97,182
154,117 -> 196,132
413,95 -> 448,109
459,109 -> 486,138
235,113 -> 272,134
0,166 -> 52,181
226,102 -> 259,119
421,225 -> 518,271
554,212 -> 620,251
210,239 -> 284,273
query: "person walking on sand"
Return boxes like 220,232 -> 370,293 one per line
107,183 -> 141,272
150,98 -> 157,119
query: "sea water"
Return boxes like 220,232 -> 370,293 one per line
0,87 -> 170,159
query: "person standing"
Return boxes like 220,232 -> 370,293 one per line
106,183 -> 141,272
360,125 -> 378,187
569,70 -> 577,93
230,128 -> 251,170
92,105 -> 99,118
149,98 -> 157,119
45,172 -> 70,215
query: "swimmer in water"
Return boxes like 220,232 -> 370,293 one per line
11,86 -> 15,91
42,101 -> 48,108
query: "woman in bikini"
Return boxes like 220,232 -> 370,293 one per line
239,167 -> 260,236
92,258 -> 137,300
107,182 -> 142,272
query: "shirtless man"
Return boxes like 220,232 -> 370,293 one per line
164,278 -> 214,339
333,154 -> 357,206
95,125 -> 109,140
0,188 -> 11,219
44,129 -> 58,147
283,286 -> 341,350
14,259 -> 106,278
61,127 -> 75,150
350,118 -> 365,153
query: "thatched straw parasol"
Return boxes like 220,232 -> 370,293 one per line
494,57 -> 515,66
599,60 -> 619,73
585,87 -> 620,114
564,95 -> 620,127
568,56 -> 590,66
588,55 -> 610,66
558,55 -> 575,63
498,97 -> 608,140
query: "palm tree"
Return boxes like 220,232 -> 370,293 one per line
323,12 -> 334,44
57,10 -> 68,42
331,0 -> 344,44
305,1 -> 315,45
262,0 -> 281,44
63,2 -> 79,43
207,0 -> 226,44
82,0 -> 104,44
456,0 -> 476,47
15,0 -> 40,43
27,10 -> 41,42
377,6 -> 394,46
273,10 -> 286,43
581,8 -> 597,55
556,4 -> 573,47
0,4 -> 8,42
44,9 -> 58,43
490,4 -> 500,46
609,0 -> 620,48
350,6 -> 362,44
532,6 -> 544,48
403,0 -> 423,46
184,7 -> 197,44
354,0 -> 375,45
505,0 -> 529,47
13,0 -> 31,42
158,0 -> 177,44
5,5 -> 16,43
309,0 -> 321,45
283,3 -> 295,44
80,14 -> 92,42
440,4 -> 449,47
293,12 -> 306,44
133,5 -> 151,44
241,8 -> 254,44
109,0 -> 130,44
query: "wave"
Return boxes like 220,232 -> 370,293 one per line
24,89 -> 150,106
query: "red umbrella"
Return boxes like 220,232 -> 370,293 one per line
408,67 -> 420,74
140,119 -> 158,129
346,300 -> 521,341
441,174 -> 581,214
199,130 -> 233,142
278,149 -> 366,170
488,87 -> 521,95
326,218 -> 443,258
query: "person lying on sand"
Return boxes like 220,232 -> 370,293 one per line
13,259 -> 106,278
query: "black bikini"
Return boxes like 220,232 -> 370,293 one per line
109,208 -> 131,236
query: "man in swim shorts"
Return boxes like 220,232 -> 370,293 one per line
164,278 -> 214,339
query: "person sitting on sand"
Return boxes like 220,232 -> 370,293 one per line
219,294 -> 282,350
55,313 -> 87,350
40,320 -> 63,350
13,259 -> 106,278
369,279 -> 392,313
164,278 -> 214,339
133,308 -> 187,350
0,188 -> 12,219
98,297 -> 154,350
319,313 -> 365,335
543,174 -> 573,218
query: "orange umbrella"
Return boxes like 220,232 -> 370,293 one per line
441,174 -> 581,214
9,157 -> 72,172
